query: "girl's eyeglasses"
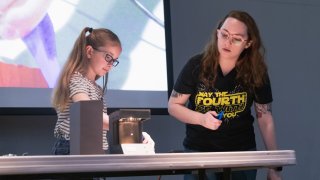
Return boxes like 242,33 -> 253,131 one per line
92,47 -> 119,67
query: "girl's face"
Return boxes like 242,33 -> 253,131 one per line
86,44 -> 122,80
217,17 -> 251,60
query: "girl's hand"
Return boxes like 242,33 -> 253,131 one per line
142,132 -> 155,146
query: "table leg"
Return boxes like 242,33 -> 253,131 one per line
198,169 -> 206,180
223,168 -> 231,180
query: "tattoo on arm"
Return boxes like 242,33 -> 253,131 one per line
170,90 -> 183,98
255,103 -> 272,118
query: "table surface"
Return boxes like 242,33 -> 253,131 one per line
0,150 -> 296,176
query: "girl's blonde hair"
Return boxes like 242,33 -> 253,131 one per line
52,27 -> 121,111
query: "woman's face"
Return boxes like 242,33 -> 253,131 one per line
86,44 -> 122,80
217,17 -> 250,60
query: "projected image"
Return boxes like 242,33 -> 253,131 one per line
0,0 -> 59,88
0,0 -> 167,91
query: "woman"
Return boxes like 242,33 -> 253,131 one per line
168,10 -> 281,180
51,27 -> 121,155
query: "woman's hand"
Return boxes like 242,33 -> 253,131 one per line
267,168 -> 282,180
199,111 -> 222,130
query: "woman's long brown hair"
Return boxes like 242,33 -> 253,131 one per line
200,10 -> 268,90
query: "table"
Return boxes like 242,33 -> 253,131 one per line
0,150 -> 296,180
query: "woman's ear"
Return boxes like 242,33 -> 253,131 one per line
245,41 -> 252,49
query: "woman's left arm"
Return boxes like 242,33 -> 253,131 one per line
255,102 -> 282,180
254,102 -> 278,150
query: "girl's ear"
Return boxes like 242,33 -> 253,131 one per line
86,45 -> 93,58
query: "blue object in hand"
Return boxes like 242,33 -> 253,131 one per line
217,111 -> 224,120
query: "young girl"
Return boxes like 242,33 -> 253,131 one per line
52,27 -> 121,155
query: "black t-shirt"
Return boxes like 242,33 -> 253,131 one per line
174,54 -> 273,152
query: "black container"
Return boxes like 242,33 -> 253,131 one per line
108,109 -> 151,154
115,118 -> 143,144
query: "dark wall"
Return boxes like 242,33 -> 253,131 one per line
1,0 -> 320,180
0,115 -> 56,155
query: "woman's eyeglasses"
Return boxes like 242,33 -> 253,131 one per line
92,47 -> 119,67
217,29 -> 248,46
